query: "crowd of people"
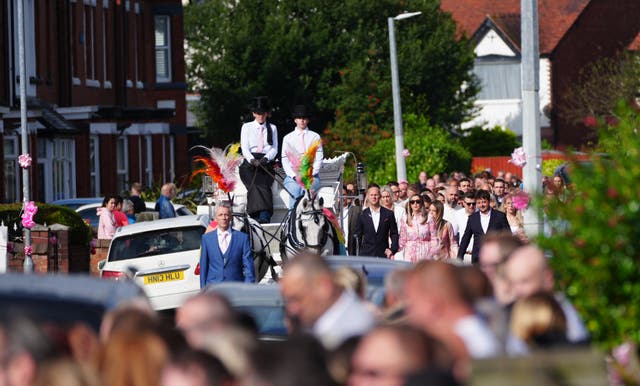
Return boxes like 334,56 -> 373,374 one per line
97,182 -> 177,240
1,238 -> 589,386
343,168 -> 564,264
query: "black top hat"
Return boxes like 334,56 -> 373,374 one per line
249,96 -> 271,113
291,104 -> 312,119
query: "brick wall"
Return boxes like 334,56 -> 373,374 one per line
6,224 -> 90,274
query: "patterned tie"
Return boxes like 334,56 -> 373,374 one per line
257,125 -> 264,153
220,232 -> 229,254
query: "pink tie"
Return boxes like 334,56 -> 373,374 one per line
300,131 -> 306,152
257,126 -> 264,153
220,232 -> 229,254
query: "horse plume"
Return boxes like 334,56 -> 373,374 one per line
191,143 -> 243,193
286,139 -> 321,190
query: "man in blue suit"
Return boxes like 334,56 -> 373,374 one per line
200,204 -> 255,287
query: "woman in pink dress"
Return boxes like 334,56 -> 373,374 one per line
427,200 -> 459,260
398,195 -> 433,262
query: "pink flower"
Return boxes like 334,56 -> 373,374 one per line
613,342 -> 633,367
512,190 -> 530,210
508,147 -> 527,168
18,153 -> 32,168
49,236 -> 58,245
402,149 -> 410,157
24,201 -> 38,216
583,115 -> 598,128
21,201 -> 38,229
24,245 -> 32,256
21,217 -> 35,229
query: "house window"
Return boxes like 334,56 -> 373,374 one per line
102,0 -> 112,88
70,0 -> 81,84
145,135 -> 153,186
52,139 -> 76,200
474,61 -> 521,100
90,135 -> 100,195
3,136 -> 19,203
84,0 -> 99,86
116,136 -> 129,194
37,138 -> 76,202
155,15 -> 171,83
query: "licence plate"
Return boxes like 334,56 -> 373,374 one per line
143,271 -> 184,285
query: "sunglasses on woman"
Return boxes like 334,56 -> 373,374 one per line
409,199 -> 423,205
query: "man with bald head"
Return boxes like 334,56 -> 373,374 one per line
503,245 -> 589,347
279,252 -> 375,349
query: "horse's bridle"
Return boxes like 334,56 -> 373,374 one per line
287,195 -> 330,252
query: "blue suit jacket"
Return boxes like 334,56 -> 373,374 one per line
200,229 -> 255,287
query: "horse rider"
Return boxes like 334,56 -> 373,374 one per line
239,96 -> 278,223
281,104 -> 324,209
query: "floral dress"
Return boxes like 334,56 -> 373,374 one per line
428,221 -> 459,260
399,214 -> 433,263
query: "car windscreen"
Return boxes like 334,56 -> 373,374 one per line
108,226 -> 205,262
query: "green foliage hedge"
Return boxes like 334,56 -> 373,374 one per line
0,203 -> 92,245
461,126 -> 520,156
537,101 -> 640,348
364,114 -> 471,184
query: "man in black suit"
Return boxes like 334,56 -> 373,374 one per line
355,184 -> 399,258
457,189 -> 510,263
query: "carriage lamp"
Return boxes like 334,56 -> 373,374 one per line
356,162 -> 368,195
202,175 -> 215,197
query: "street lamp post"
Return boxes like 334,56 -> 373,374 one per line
388,11 -> 421,182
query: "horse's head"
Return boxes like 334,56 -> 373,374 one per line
290,191 -> 329,253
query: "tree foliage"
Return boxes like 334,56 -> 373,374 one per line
185,0 -> 479,154
364,114 -> 471,184
537,101 -> 640,348
460,126 -> 520,157
561,51 -> 640,126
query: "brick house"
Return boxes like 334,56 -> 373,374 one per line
440,0 -> 640,148
0,0 -> 190,203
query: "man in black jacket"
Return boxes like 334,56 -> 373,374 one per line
354,184 -> 399,258
457,189 -> 510,263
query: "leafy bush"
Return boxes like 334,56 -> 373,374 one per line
461,125 -> 520,156
537,101 -> 640,348
364,114 -> 471,184
0,203 -> 92,244
542,158 -> 565,177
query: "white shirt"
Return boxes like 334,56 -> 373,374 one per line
370,207 -> 381,232
454,314 -> 500,359
313,290 -> 375,349
455,209 -> 474,253
480,210 -> 491,233
240,120 -> 278,161
443,205 -> 462,236
281,127 -> 324,177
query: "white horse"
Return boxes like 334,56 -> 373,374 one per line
279,190 -> 342,262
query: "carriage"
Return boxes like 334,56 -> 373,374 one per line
195,150 -> 352,282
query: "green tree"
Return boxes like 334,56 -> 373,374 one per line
537,101 -> 640,348
460,126 -> 520,157
364,114 -> 471,184
185,0 -> 479,151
